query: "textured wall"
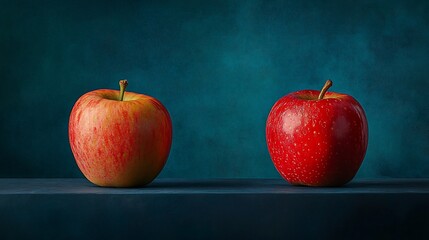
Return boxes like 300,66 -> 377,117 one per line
1,0 -> 428,178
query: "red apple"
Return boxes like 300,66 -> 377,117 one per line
69,80 -> 172,187
266,80 -> 368,186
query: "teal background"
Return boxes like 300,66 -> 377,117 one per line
1,0 -> 428,178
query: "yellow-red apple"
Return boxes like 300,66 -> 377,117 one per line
69,80 -> 172,187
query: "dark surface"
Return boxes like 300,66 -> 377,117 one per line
1,178 -> 428,239
1,178 -> 429,194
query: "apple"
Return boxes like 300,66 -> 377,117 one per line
266,80 -> 368,186
69,80 -> 172,187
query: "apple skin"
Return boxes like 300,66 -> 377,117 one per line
69,88 -> 172,187
266,89 -> 368,187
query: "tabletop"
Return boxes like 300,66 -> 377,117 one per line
1,178 -> 428,194
1,178 -> 428,240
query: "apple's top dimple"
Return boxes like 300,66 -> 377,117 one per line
99,91 -> 120,101
292,90 -> 347,101
87,90 -> 150,102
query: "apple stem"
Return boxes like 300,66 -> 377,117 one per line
119,80 -> 128,101
318,80 -> 333,100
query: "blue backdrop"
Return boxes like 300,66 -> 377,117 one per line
1,0 -> 428,179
